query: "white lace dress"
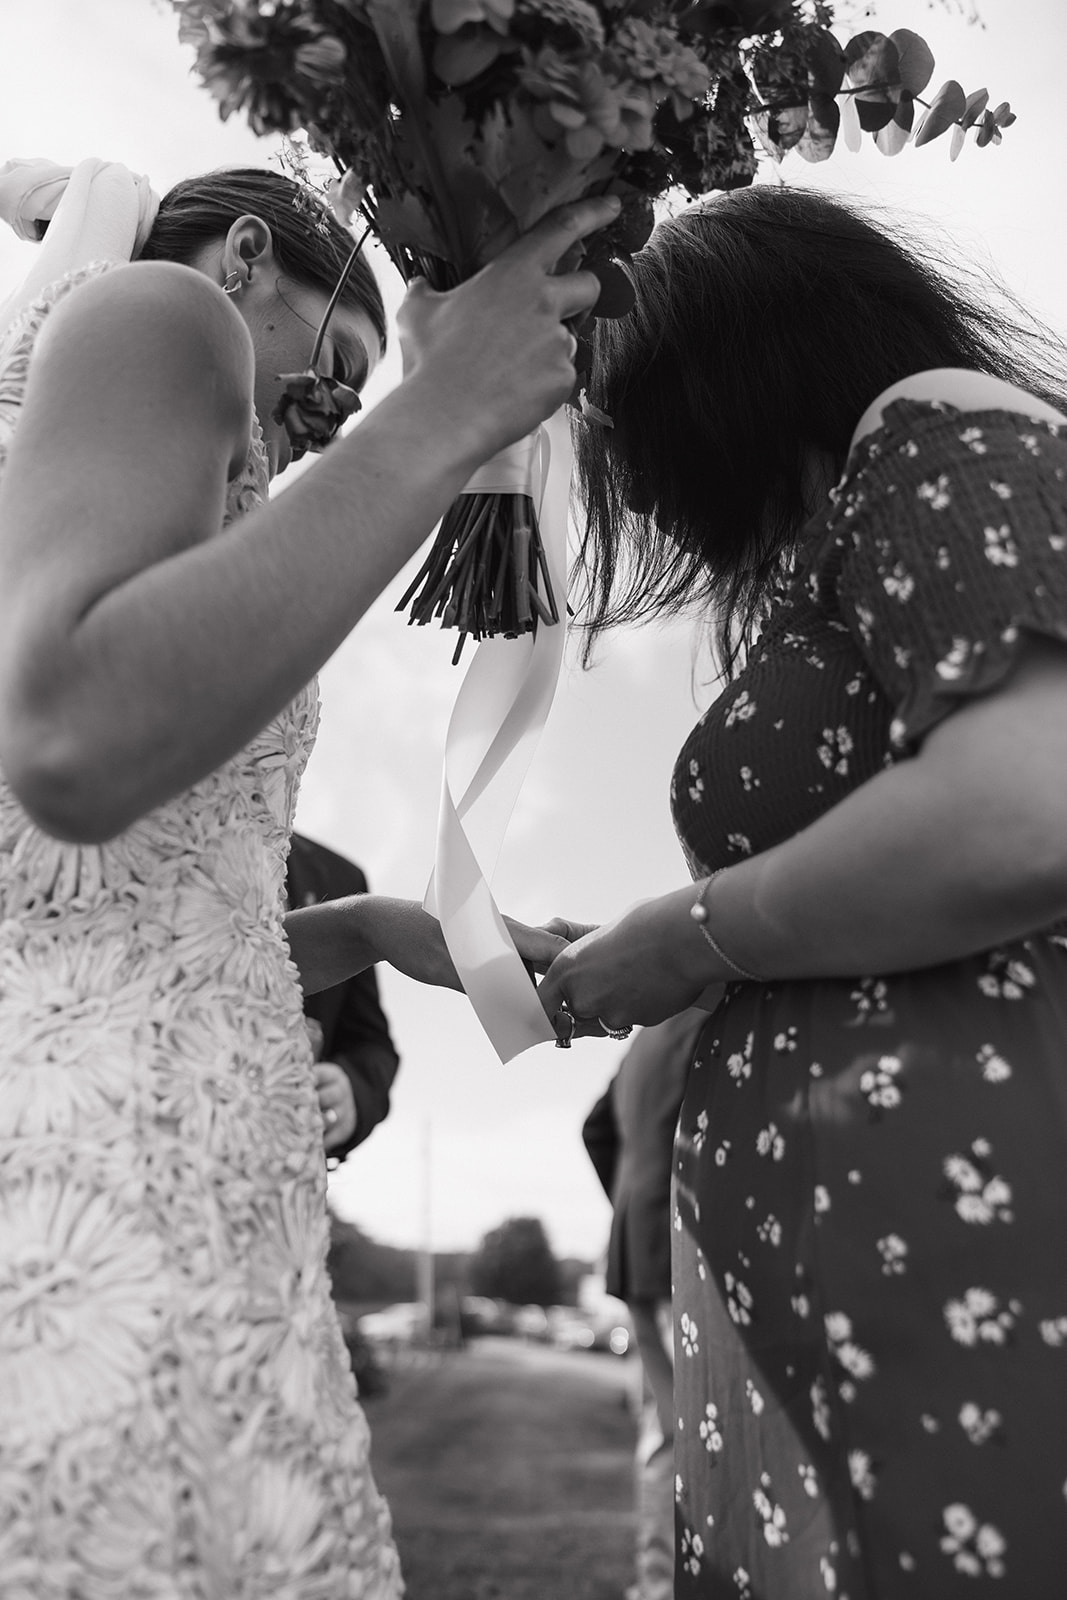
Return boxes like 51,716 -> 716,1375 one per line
0,266 -> 402,1600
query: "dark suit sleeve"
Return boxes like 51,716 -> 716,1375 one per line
287,835 -> 401,1164
581,1076 -> 620,1200
326,965 -> 400,1159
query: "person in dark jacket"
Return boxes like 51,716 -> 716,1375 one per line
286,832 -> 400,1163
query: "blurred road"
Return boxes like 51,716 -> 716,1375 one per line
364,1336 -> 639,1600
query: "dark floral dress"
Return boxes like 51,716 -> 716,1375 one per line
670,400 -> 1067,1598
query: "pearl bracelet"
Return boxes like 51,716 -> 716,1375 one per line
689,870 -> 761,982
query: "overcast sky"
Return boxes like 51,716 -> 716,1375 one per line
2,0 -> 1064,1262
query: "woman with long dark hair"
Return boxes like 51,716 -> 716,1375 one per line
536,186 -> 1067,1595
0,160 -> 612,1597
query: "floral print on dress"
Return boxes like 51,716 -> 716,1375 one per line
671,398 -> 1067,1596
0,268 -> 401,1600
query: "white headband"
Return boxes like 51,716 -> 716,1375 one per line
0,157 -> 160,343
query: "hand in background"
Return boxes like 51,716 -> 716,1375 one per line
315,1060 -> 358,1151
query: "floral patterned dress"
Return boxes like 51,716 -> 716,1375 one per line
0,267 -> 402,1600
670,399 -> 1067,1598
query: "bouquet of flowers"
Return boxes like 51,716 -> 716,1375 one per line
172,0 -> 1012,660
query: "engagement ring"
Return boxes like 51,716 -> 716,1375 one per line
598,1018 -> 633,1041
553,999 -> 576,1050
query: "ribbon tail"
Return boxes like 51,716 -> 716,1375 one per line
427,409 -> 573,1061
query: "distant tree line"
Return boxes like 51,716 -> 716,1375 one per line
327,1209 -> 588,1310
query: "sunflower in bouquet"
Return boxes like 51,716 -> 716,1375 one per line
173,0 -> 1013,659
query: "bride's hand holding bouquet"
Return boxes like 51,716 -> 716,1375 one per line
394,193 -> 615,464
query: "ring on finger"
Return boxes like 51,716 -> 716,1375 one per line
598,1017 -> 633,1041
554,998 -> 576,1050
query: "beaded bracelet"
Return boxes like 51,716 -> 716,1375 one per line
689,870 -> 761,982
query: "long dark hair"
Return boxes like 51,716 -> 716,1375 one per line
573,184 -> 1067,676
139,167 -> 387,355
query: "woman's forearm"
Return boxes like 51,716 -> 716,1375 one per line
710,758 -> 1067,982
32,383 -> 478,841
691,642 -> 1067,983
284,897 -> 384,996
284,894 -> 465,997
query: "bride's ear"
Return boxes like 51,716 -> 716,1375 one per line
219,214 -> 278,287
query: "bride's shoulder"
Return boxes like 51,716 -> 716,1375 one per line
849,369 -> 1067,457
36,260 -> 253,391
30,260 -> 253,446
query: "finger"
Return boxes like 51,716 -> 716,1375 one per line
542,917 -> 600,942
536,968 -> 567,1021
519,195 -> 622,272
505,917 -> 570,971
545,267 -> 602,324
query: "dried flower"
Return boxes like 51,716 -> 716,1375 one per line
272,372 -> 361,456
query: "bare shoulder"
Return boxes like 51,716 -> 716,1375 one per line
850,369 -> 1067,456
35,261 -> 254,446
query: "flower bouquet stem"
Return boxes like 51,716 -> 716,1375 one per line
398,435 -> 560,664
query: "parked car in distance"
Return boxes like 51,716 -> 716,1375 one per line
357,1302 -> 429,1345
547,1304 -> 631,1356
511,1303 -> 551,1342
458,1296 -> 515,1337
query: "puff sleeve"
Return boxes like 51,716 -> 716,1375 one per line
808,398 -> 1067,754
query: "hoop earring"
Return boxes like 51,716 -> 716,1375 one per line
222,270 -> 241,296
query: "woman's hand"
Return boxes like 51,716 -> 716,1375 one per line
536,887 -> 718,1036
396,195 -> 619,464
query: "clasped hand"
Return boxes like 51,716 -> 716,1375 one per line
514,890 -> 722,1042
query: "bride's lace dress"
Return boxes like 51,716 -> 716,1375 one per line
0,266 -> 402,1599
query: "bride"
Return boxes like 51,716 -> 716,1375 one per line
0,159 -> 609,1598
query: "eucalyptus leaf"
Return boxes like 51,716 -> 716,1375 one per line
844,31 -> 902,133
843,31 -> 901,94
839,90 -> 863,153
962,87 -> 989,128
914,79 -> 966,146
770,102 -> 811,153
806,28 -> 845,97
855,97 -> 897,133
874,96 -> 912,156
950,121 -> 967,161
889,29 -> 934,97
796,94 -> 839,164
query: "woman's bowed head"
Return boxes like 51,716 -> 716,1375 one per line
135,169 -> 388,478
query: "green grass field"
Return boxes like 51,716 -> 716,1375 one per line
363,1336 -> 639,1600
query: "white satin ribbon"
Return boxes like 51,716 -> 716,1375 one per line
425,409 -> 573,1061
